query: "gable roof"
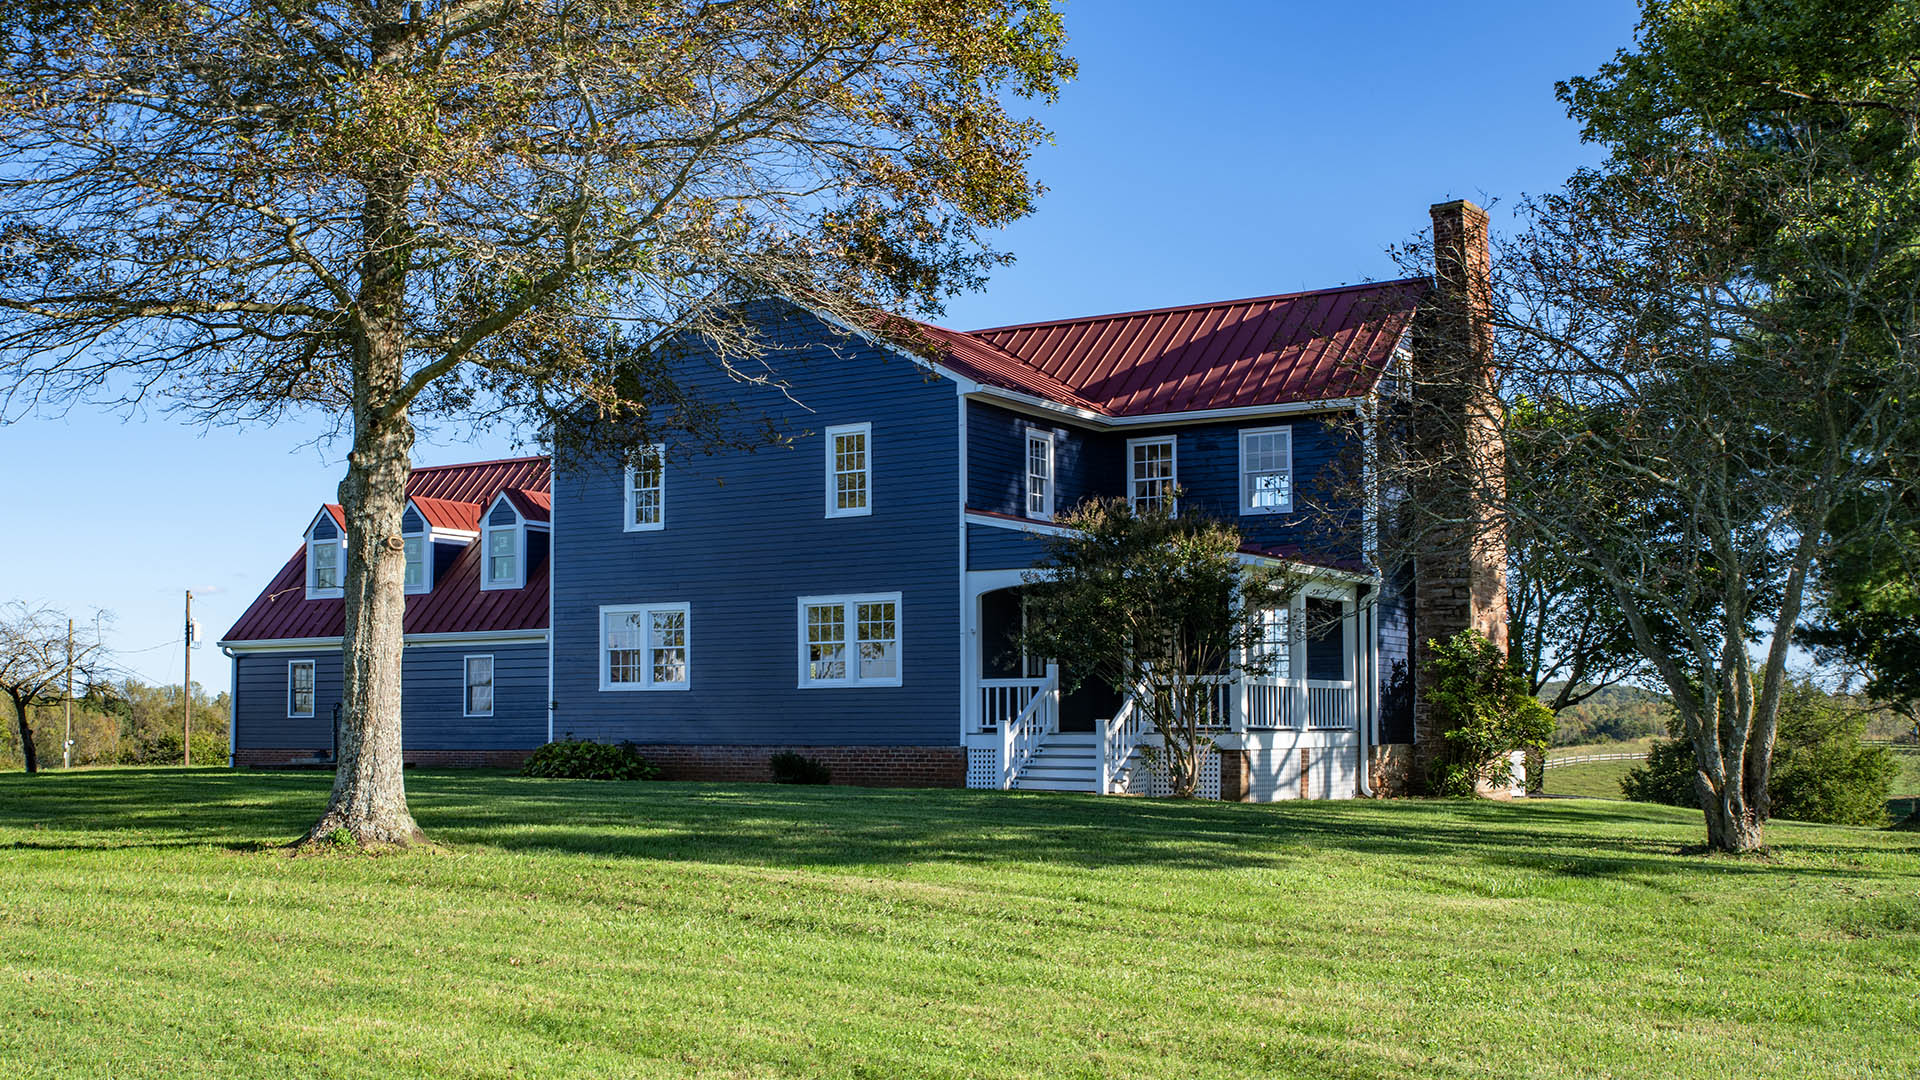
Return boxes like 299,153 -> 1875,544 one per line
905,278 -> 1426,419
499,488 -> 552,524
222,456 -> 550,644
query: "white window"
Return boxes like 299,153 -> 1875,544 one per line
288,660 -> 315,718
1128,437 -> 1177,514
599,603 -> 691,691
825,422 -> 872,518
464,655 -> 494,717
309,539 -> 341,594
403,535 -> 427,592
487,526 -> 517,586
1257,606 -> 1292,677
798,592 -> 901,687
1025,429 -> 1055,520
624,444 -> 665,531
1239,426 -> 1294,514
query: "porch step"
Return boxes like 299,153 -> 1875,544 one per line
1010,731 -> 1115,793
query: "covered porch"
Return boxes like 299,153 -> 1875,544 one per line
960,569 -> 1369,796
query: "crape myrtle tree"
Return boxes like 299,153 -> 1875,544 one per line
1017,498 -> 1303,798
0,0 -> 1073,845
1377,1 -> 1920,852
0,602 -> 110,774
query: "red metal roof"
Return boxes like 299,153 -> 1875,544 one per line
501,488 -> 552,523
915,279 -> 1425,418
409,496 -> 482,533
223,457 -> 550,643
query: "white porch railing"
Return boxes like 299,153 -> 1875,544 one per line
997,663 -> 1058,788
1169,675 -> 1358,732
1098,693 -> 1149,794
977,677 -> 1048,733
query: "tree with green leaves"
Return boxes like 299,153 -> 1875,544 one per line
1386,0 -> 1919,851
1017,498 -> 1298,798
0,1 -> 1073,844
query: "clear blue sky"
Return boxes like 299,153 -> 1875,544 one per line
0,0 -> 1641,696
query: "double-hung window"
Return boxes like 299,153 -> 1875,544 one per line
1239,426 -> 1294,514
403,536 -> 426,590
625,444 -> 665,531
288,660 -> 316,718
799,593 -> 901,687
1025,429 -> 1055,520
825,422 -> 872,517
1128,437 -> 1177,514
310,540 -> 341,592
464,655 -> 494,717
599,603 -> 691,691
486,527 -> 517,587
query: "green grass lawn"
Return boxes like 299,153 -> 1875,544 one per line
2,771 -> 1917,1079
1543,757 -> 1641,799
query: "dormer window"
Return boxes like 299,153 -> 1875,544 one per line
480,490 -> 548,591
401,503 -> 429,594
304,508 -> 345,600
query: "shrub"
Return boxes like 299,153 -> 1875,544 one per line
520,740 -> 660,780
769,751 -> 831,785
1423,630 -> 1555,797
1620,681 -> 1899,826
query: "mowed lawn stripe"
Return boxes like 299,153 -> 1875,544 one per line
1,769 -> 1915,1079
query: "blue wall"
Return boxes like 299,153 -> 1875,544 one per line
965,404 -> 1363,560
967,522 -> 1052,571
550,302 -> 964,747
1374,569 -> 1415,743
232,641 -> 548,751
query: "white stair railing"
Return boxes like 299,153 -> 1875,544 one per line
1098,693 -> 1150,795
1000,663 -> 1058,788
1306,679 -> 1356,729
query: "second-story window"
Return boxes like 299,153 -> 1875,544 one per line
403,536 -> 425,590
1128,437 -> 1176,514
625,443 -> 665,531
825,422 -> 872,518
1025,430 -> 1055,520
1239,426 -> 1294,514
310,538 -> 341,592
486,526 -> 517,586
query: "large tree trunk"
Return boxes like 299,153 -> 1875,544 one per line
9,691 -> 36,774
301,148 -> 423,847
1697,773 -> 1765,853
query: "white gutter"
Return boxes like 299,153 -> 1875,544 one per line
219,628 -> 550,652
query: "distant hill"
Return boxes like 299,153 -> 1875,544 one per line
1540,683 -> 1672,747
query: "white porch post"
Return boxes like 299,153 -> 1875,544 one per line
1291,591 -> 1309,726
1342,594 -> 1358,729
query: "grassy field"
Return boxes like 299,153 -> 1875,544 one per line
2,771 -> 1917,1079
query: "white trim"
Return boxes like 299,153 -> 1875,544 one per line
964,511 -> 1077,539
548,475 -> 557,745
1126,435 -> 1178,515
824,421 -> 874,518
480,494 -> 527,591
796,592 -> 903,688
303,509 -> 346,601
964,387 -> 1369,430
957,391 -> 973,741
623,444 -> 667,532
1024,428 -> 1056,521
462,653 -> 495,718
1237,425 -> 1295,516
220,629 -> 550,652
287,659 -> 316,718
598,602 -> 692,692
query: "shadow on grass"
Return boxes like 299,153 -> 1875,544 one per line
4,768 -> 1914,887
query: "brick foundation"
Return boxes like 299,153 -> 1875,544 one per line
628,744 -> 965,788
1218,748 -> 1250,802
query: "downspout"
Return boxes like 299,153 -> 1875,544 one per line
222,646 -> 238,768
1356,597 -> 1374,797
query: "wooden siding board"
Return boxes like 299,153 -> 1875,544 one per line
550,301 -> 962,747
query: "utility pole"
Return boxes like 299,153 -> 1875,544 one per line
62,618 -> 73,769
183,590 -> 193,767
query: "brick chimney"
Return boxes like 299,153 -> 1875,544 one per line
1410,199 -> 1509,784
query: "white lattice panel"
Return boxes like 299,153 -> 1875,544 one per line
1136,745 -> 1220,799
966,747 -> 1001,789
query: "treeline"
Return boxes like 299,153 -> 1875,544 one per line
0,679 -> 229,769
1545,681 -> 1917,750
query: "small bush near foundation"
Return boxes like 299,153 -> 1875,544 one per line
520,740 -> 660,781
769,752 -> 832,785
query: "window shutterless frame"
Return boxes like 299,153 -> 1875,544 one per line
1237,425 -> 1294,515
623,443 -> 666,532
1125,435 -> 1178,515
598,603 -> 692,691
796,592 -> 902,688
1025,429 -> 1055,521
824,422 -> 873,518
287,659 -> 316,718
462,654 -> 495,717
